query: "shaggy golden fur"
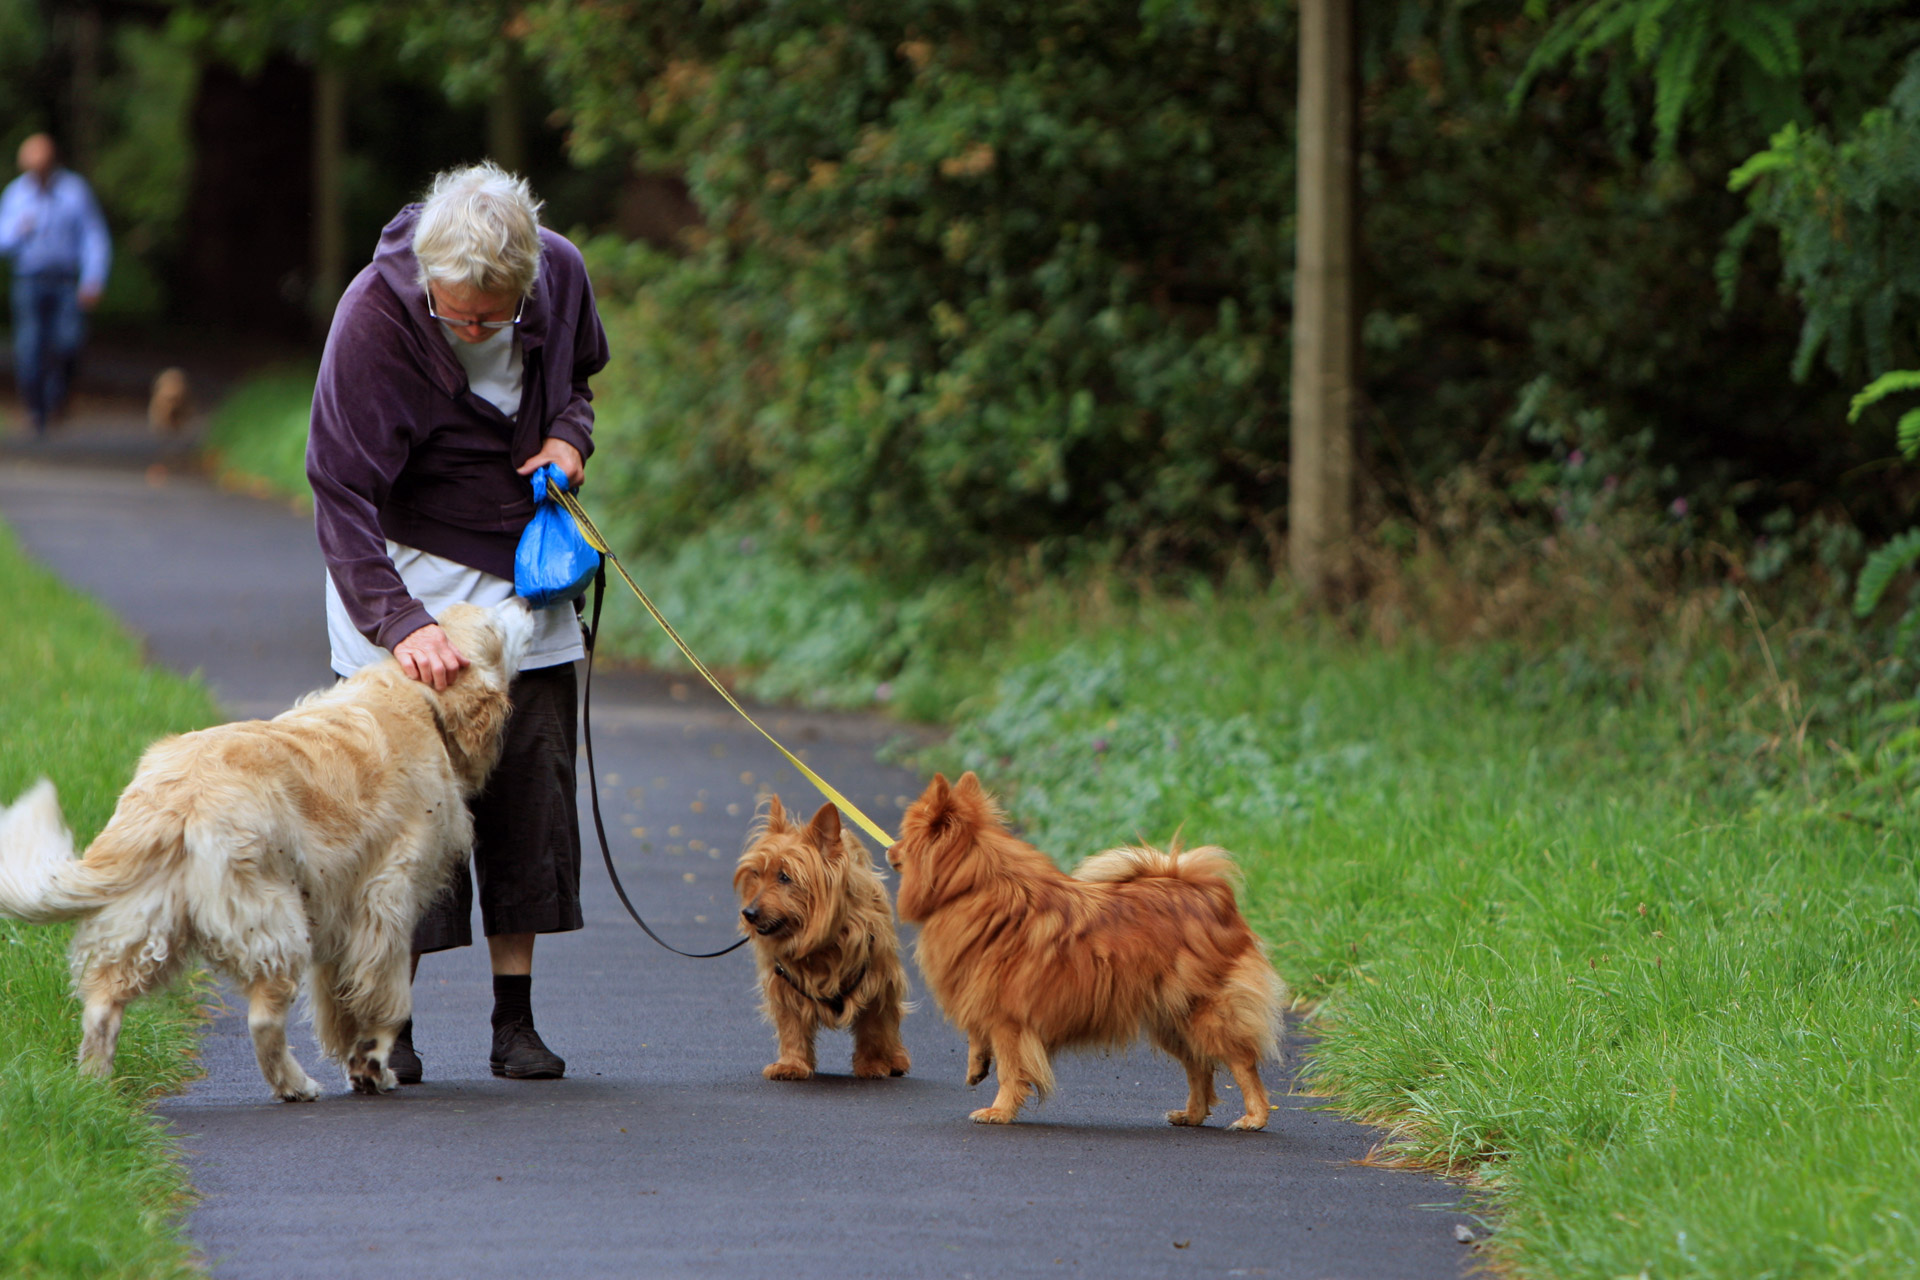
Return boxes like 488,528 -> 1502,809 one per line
888,772 -> 1284,1128
733,797 -> 911,1081
0,601 -> 533,1100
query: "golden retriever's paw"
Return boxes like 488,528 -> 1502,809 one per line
348,1064 -> 398,1095
968,1106 -> 1016,1124
1226,1113 -> 1268,1132
276,1075 -> 322,1103
1167,1108 -> 1209,1127
763,1061 -> 814,1081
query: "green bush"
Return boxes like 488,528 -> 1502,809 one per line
201,365 -> 316,502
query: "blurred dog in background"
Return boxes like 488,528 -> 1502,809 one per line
147,367 -> 190,432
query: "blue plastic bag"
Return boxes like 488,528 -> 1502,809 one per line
514,464 -> 602,608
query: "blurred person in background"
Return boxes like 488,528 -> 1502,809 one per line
0,134 -> 110,436
307,161 -> 609,1083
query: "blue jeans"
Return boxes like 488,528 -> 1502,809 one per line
11,271 -> 85,432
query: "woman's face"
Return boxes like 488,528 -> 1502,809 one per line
428,281 -> 521,344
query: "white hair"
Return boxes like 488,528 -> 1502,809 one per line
412,161 -> 545,298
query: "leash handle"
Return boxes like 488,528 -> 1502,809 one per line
581,568 -> 748,960
554,488 -> 897,848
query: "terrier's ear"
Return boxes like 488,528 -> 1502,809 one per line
926,773 -> 952,808
955,771 -> 983,798
765,794 -> 789,829
805,802 -> 843,855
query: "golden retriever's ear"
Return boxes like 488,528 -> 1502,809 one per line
805,803 -> 843,855
439,680 -> 513,793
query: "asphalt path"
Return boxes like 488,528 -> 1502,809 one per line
0,437 -> 1477,1280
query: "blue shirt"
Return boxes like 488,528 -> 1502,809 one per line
0,169 -> 111,292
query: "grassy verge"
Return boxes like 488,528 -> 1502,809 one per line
0,520 -> 220,1278
200,366 -> 315,505
921,587 -> 1920,1279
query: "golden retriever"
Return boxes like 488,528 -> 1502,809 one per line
888,771 -> 1284,1128
0,600 -> 533,1100
734,797 -> 911,1080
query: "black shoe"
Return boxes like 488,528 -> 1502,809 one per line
390,1019 -> 424,1084
490,1020 -> 566,1079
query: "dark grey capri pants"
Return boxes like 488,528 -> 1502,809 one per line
414,662 -> 585,954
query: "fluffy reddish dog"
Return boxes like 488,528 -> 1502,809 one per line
733,797 -> 911,1081
888,771 -> 1284,1128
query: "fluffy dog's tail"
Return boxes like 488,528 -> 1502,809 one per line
0,779 -> 121,922
1074,842 -> 1241,889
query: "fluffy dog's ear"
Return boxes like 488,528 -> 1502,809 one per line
805,803 -> 843,856
764,794 -> 790,830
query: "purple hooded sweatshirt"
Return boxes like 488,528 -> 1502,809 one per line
307,205 -> 610,653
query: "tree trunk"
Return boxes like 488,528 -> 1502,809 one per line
1288,0 -> 1357,602
67,3 -> 103,172
487,59 -> 527,176
180,56 -> 314,336
311,63 -> 347,332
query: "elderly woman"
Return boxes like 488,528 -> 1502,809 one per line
307,162 -> 609,1082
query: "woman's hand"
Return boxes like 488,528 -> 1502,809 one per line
394,623 -> 469,691
516,438 -> 584,490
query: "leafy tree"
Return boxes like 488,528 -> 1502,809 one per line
526,0 -> 1297,575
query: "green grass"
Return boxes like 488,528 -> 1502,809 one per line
923,588 -> 1920,1280
0,520 -> 220,1279
200,366 -> 315,504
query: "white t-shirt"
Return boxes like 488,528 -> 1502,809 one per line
446,322 -> 523,417
324,315 -> 585,676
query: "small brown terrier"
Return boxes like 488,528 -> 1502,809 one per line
734,797 -> 912,1081
888,772 -> 1284,1128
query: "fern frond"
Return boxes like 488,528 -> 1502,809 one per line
1650,12 -> 1709,152
1897,408 -> 1920,460
1855,528 -> 1920,618
1721,7 -> 1801,80
1848,369 -> 1920,422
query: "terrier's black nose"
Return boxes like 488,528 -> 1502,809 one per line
741,905 -> 759,923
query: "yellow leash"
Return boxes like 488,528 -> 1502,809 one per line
551,487 -> 897,848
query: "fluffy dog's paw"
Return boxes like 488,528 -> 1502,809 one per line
1167,1108 -> 1209,1126
965,1062 -> 991,1086
852,1045 -> 909,1079
764,1061 -> 814,1081
968,1106 -> 1016,1124
1227,1113 -> 1268,1132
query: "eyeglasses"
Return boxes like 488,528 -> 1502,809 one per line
425,288 -> 526,330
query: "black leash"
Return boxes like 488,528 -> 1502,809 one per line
580,567 -> 748,959
773,958 -> 870,1020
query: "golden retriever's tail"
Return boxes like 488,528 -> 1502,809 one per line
0,779 -> 154,922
